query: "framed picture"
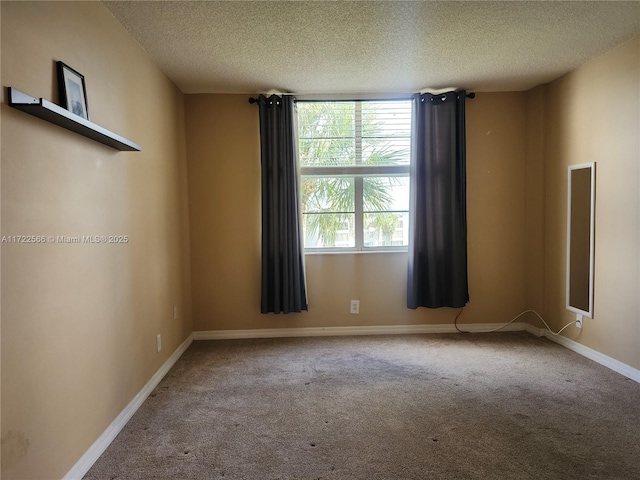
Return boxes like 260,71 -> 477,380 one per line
57,61 -> 89,120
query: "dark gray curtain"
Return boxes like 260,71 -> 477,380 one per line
407,91 -> 469,309
258,94 -> 308,313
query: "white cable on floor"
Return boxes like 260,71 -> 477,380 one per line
482,309 -> 577,335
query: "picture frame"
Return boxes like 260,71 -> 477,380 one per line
56,61 -> 89,120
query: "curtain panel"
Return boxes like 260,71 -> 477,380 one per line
407,91 -> 469,309
258,94 -> 308,314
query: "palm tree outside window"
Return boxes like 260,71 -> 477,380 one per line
298,100 -> 412,251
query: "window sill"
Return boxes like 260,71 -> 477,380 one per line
304,249 -> 408,256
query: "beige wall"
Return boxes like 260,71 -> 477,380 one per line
524,85 -> 547,314
186,92 -> 529,332
2,2 -> 637,477
1,2 -> 192,479
541,37 -> 640,369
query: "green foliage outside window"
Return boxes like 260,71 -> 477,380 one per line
298,101 -> 411,249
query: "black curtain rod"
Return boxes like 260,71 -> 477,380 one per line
248,92 -> 475,104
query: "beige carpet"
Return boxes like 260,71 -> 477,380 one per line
84,332 -> 640,479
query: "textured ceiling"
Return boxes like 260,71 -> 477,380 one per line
102,1 -> 640,95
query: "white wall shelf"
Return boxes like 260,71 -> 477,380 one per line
7,87 -> 141,152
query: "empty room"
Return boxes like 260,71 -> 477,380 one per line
1,1 -> 639,479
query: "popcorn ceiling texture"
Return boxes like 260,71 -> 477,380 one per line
102,1 -> 640,95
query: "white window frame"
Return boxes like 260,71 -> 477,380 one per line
298,97 -> 411,253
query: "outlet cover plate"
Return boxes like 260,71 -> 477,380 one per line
350,300 -> 360,314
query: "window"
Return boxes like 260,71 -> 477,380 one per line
298,100 -> 412,252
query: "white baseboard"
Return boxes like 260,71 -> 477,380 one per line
63,333 -> 194,480
541,331 -> 640,383
64,320 -> 639,479
193,322 -> 532,340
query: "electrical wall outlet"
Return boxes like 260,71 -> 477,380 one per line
350,300 -> 360,314
575,314 -> 583,329
156,334 -> 162,352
